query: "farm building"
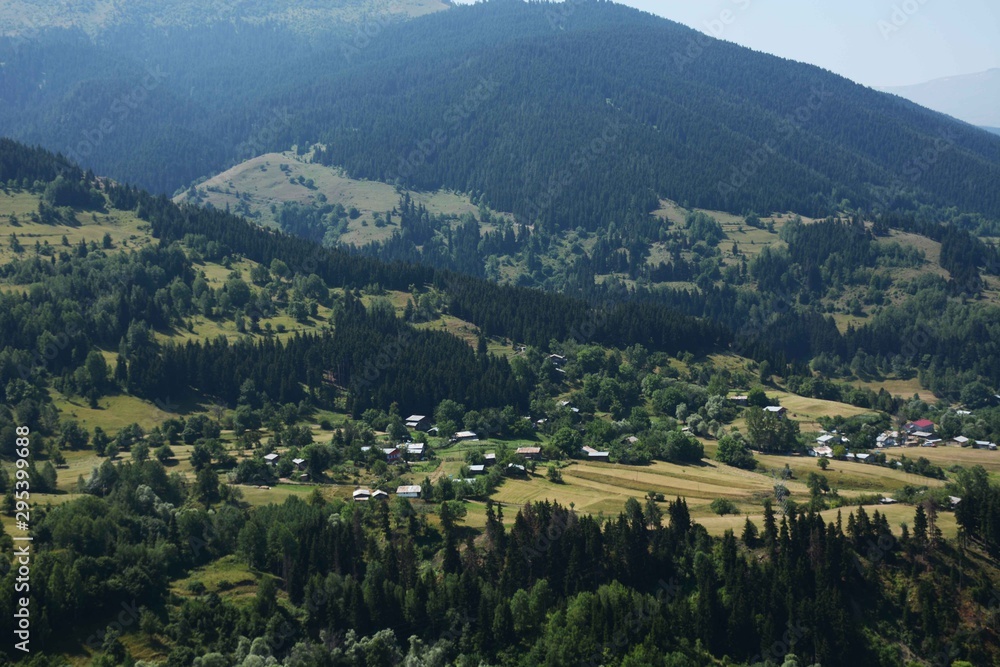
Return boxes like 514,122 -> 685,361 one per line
263,453 -> 280,465
405,415 -> 432,431
469,464 -> 486,475
454,431 -> 478,441
396,485 -> 422,498
516,446 -> 542,459
905,419 -> 935,435
764,406 -> 788,417
484,453 -> 497,466
372,489 -> 389,501
581,446 -> 610,461
353,489 -> 371,502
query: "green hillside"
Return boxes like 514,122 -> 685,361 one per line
7,139 -> 1000,665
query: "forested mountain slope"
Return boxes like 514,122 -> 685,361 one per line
7,139 -> 1000,667
3,0 -> 1000,226
0,0 -> 449,36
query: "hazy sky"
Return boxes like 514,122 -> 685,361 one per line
617,0 -> 1000,87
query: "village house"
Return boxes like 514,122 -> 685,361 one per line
405,415 -> 432,431
484,452 -> 497,466
516,446 -> 542,460
396,485 -> 422,498
953,436 -> 970,446
453,430 -> 478,441
292,457 -> 306,470
730,395 -> 749,407
469,464 -> 486,475
905,419 -> 935,435
811,445 -> 834,458
404,443 -> 426,459
548,354 -> 567,367
263,452 -> 280,466
506,463 -> 527,475
876,431 -> 899,448
816,433 -> 842,446
975,440 -> 998,450
764,406 -> 788,417
372,489 -> 390,501
382,447 -> 402,463
353,488 -> 371,502
581,445 -> 610,461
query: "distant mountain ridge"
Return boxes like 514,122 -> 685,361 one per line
2,0 -> 1000,223
0,0 -> 450,36
880,69 -> 1000,128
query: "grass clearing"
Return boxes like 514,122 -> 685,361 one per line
174,151 -> 512,246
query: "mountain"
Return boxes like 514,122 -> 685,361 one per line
880,69 -> 1000,128
7,137 -> 1000,667
3,0 -> 1000,225
984,126 -> 1000,136
0,0 -> 450,36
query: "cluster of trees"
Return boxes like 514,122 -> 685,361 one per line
4,446 -> 997,665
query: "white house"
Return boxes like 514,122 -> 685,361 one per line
581,446 -> 610,461
954,436 -> 970,446
405,415 -> 432,431
811,446 -> 834,458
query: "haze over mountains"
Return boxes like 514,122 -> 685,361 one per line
880,68 -> 1000,130
0,0 -> 449,35
9,3 -> 1000,666
2,0 -> 1000,227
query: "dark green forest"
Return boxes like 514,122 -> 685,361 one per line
3,1 -> 1000,224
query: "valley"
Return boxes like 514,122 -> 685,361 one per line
2,0 -> 1000,664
